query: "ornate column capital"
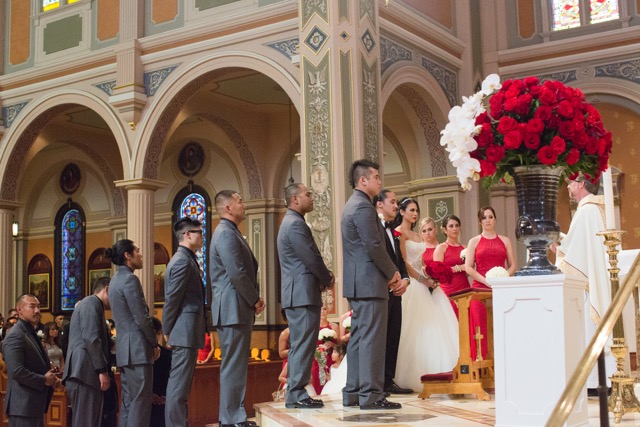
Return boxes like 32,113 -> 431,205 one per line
114,178 -> 167,192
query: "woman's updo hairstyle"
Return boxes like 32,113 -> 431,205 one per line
395,197 -> 420,230
105,239 -> 135,266
441,214 -> 461,230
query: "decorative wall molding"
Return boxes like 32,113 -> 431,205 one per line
421,56 -> 458,107
75,145 -> 126,217
2,101 -> 30,128
595,59 -> 640,85
144,65 -> 178,96
265,38 -> 299,59
302,0 -> 328,28
94,81 -> 116,96
359,0 -> 375,26
304,26 -> 329,54
380,36 -> 412,74
362,58 -> 380,161
360,28 -> 376,54
396,85 -> 448,177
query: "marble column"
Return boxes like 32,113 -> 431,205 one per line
299,0 -> 383,315
115,179 -> 166,310
0,201 -> 22,319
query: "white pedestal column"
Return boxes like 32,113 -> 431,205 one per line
491,274 -> 589,427
0,201 -> 22,317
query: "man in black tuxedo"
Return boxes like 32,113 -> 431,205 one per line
374,189 -> 413,395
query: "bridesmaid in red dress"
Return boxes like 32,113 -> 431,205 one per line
421,217 -> 439,270
465,206 -> 516,361
433,214 -> 470,316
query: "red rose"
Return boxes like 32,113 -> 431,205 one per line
503,130 -> 523,149
524,76 -> 540,87
550,136 -> 566,154
546,115 -> 561,129
565,148 -> 580,165
426,261 -> 453,284
539,88 -> 557,106
534,105 -> 552,121
558,120 -> 576,139
529,85 -> 542,97
525,118 -> 544,134
479,160 -> 497,177
475,112 -> 491,125
537,145 -> 558,165
503,97 -> 518,112
497,116 -> 518,134
476,124 -> 494,147
573,131 -> 589,149
393,230 -> 402,237
490,93 -> 505,117
485,144 -> 505,162
556,100 -> 574,118
523,132 -> 540,149
516,94 -> 533,115
586,137 -> 599,154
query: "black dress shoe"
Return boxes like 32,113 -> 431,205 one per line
360,398 -> 402,410
383,391 -> 390,398
384,382 -> 413,394
343,402 -> 359,407
285,397 -> 324,408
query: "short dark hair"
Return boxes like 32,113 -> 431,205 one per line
214,190 -> 239,213
478,206 -> 497,222
441,214 -> 461,229
574,173 -> 600,195
105,239 -> 136,266
15,293 -> 38,307
372,189 -> 393,206
92,276 -> 110,294
173,217 -> 203,241
284,183 -> 304,207
348,159 -> 379,189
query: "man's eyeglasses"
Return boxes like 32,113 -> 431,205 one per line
185,229 -> 203,235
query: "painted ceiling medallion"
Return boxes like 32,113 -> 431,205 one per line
60,163 -> 81,195
178,142 -> 205,177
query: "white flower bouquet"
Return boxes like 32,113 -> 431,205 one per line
318,328 -> 337,344
486,266 -> 509,278
342,316 -> 351,333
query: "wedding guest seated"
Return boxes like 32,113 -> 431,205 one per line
197,331 -> 216,364
150,317 -> 172,427
0,316 -> 18,354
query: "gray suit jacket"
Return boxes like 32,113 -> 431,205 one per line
341,189 -> 398,299
210,218 -> 260,326
277,209 -> 332,309
163,245 -> 206,348
3,319 -> 54,417
109,265 -> 157,366
62,294 -> 111,390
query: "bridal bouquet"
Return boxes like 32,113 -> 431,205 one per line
425,261 -> 453,285
440,74 -> 612,190
318,328 -> 337,345
342,316 -> 351,333
486,266 -> 510,278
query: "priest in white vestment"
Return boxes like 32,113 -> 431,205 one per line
555,173 -> 615,390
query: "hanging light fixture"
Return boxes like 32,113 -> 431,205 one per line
12,221 -> 18,237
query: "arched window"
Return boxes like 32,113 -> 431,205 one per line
54,202 -> 86,312
551,0 -> 619,31
172,184 -> 211,303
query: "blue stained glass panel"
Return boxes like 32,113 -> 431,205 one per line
61,209 -> 83,310
179,193 -> 208,293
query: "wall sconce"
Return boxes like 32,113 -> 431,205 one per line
12,221 -> 18,237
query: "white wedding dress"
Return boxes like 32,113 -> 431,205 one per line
395,240 -> 460,391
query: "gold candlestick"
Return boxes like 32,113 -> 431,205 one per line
596,229 -> 640,423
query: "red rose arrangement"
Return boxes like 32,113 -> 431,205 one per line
425,261 -> 453,285
393,230 -> 402,238
440,74 -> 612,189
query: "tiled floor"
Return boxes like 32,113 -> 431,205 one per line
255,386 -> 640,427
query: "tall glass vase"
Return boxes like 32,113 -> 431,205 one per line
512,165 -> 564,276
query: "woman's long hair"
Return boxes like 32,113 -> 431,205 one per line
394,197 -> 420,230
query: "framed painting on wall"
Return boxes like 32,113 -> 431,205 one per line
29,273 -> 50,311
88,269 -> 111,289
154,264 -> 167,306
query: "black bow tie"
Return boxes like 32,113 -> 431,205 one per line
384,221 -> 393,229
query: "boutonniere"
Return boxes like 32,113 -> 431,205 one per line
393,230 -> 402,238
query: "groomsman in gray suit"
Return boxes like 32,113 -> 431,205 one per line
277,183 -> 335,409
163,217 -> 206,427
3,294 -> 57,427
210,190 -> 265,427
63,277 -> 112,427
341,159 -> 402,410
106,239 -> 159,427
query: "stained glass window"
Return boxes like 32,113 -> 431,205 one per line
552,0 -> 619,30
590,0 -> 619,24
43,0 -> 60,11
179,192 -> 208,290
552,0 -> 581,30
60,209 -> 84,310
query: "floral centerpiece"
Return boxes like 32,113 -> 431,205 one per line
440,74 -> 612,190
440,74 -> 613,275
425,261 -> 453,285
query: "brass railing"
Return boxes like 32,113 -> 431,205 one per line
546,254 -> 640,426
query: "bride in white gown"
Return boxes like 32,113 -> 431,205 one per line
394,199 -> 460,392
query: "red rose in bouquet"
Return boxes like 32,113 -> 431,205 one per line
440,74 -> 612,189
425,261 -> 453,285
